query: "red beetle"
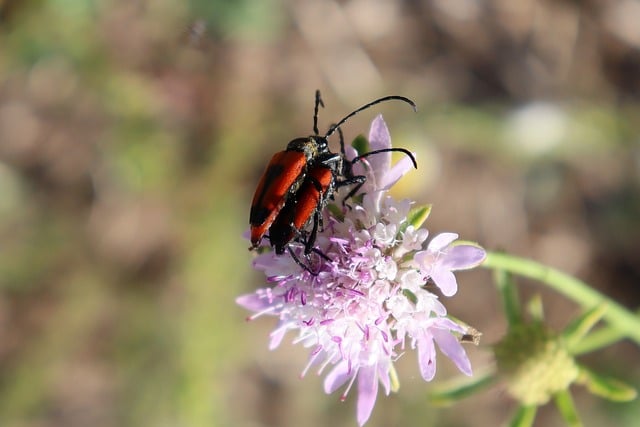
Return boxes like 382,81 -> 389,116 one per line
268,129 -> 417,262
249,91 -> 417,252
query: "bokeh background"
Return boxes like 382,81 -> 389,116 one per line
1,0 -> 639,426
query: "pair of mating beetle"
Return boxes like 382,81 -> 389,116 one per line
249,90 -> 418,271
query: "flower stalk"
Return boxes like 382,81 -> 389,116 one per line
482,251 -> 640,345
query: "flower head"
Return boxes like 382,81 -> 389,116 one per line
238,115 -> 486,426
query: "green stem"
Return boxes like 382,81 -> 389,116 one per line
482,252 -> 640,345
509,405 -> 537,427
554,390 -> 583,427
572,326 -> 627,355
493,269 -> 522,326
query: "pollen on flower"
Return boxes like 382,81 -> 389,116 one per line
238,115 -> 486,426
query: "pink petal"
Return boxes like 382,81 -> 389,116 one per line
430,298 -> 448,317
367,115 -> 392,182
345,145 -> 370,185
357,365 -> 379,426
252,252 -> 299,276
269,326 -> 288,350
324,361 -> 351,394
346,149 -> 376,194
377,363 -> 391,395
236,293 -> 270,311
441,245 -> 487,270
432,329 -> 472,376
428,232 -> 459,252
344,144 -> 359,162
417,332 -> 437,381
369,115 -> 391,150
430,268 -> 458,296
435,317 -> 468,334
412,250 -> 432,271
378,153 -> 416,191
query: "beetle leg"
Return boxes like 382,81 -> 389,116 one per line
287,245 -> 318,276
302,174 -> 327,254
288,243 -> 330,276
304,210 -> 320,255
335,175 -> 367,207
311,247 -> 331,262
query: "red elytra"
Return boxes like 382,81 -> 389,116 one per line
249,145 -> 312,247
249,91 -> 417,253
268,159 -> 336,256
249,134 -> 332,250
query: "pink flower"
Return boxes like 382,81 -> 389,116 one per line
238,115 -> 486,425
414,232 -> 487,297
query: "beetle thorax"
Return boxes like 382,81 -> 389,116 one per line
286,136 -> 329,162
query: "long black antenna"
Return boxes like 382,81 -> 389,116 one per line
325,95 -> 417,138
352,147 -> 418,169
313,90 -> 325,136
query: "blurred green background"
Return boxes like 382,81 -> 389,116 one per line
0,0 -> 639,426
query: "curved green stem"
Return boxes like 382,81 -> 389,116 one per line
482,251 -> 640,345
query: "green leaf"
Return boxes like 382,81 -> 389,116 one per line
351,134 -> 369,156
389,364 -> 400,393
563,303 -> 608,352
402,288 -> 418,305
527,294 -> 545,323
429,370 -> 496,405
572,325 -> 627,355
326,203 -> 344,221
577,366 -> 638,402
406,204 -> 432,229
509,405 -> 537,427
554,389 -> 583,427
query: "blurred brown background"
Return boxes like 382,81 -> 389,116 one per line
0,0 -> 638,426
